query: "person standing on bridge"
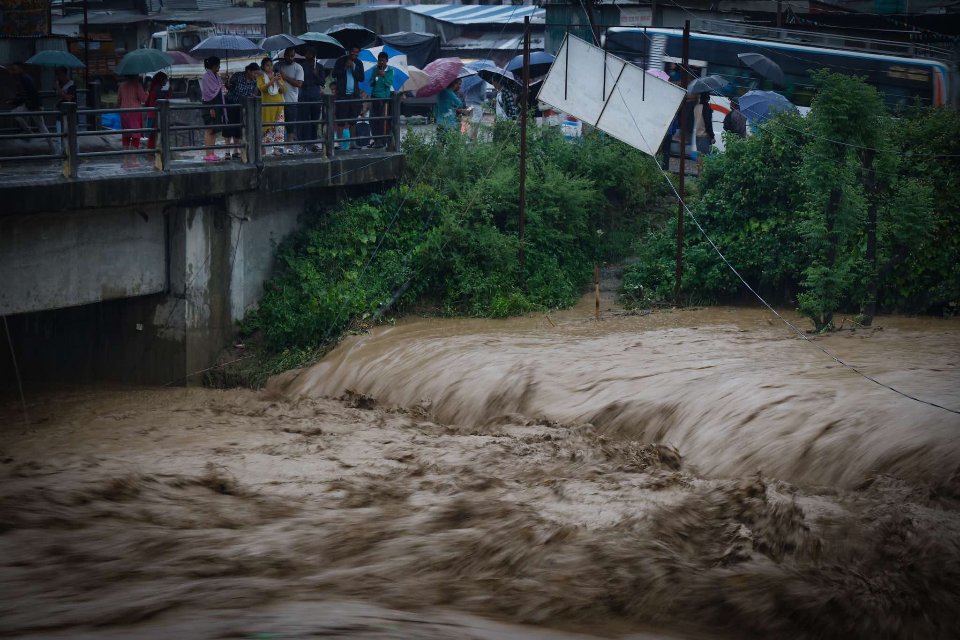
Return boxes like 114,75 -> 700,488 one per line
298,47 -> 325,153
117,74 -> 148,167
368,51 -> 394,148
333,46 -> 365,151
144,71 -> 168,153
7,63 -> 56,155
277,48 -> 304,154
201,56 -> 226,163
257,58 -> 287,156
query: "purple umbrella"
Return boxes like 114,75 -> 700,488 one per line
415,57 -> 464,98
646,69 -> 670,81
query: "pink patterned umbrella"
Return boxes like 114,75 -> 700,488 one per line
415,57 -> 464,98
647,69 -> 670,81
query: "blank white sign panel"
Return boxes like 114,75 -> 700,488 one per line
539,35 -> 686,156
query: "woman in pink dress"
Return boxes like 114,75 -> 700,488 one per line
117,75 -> 147,167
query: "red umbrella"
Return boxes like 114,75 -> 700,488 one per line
167,50 -> 199,65
415,57 -> 464,98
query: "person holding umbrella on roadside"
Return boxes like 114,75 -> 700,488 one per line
435,77 -> 469,142
693,92 -> 715,173
118,73 -> 148,167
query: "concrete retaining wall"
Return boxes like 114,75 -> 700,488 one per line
0,153 -> 402,388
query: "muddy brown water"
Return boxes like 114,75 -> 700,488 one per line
2,300 -> 959,639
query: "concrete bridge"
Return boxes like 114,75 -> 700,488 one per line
0,148 -> 403,388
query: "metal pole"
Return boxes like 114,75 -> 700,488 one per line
391,93 -> 401,151
244,95 -> 262,164
594,265 -> 600,321
157,99 -> 171,170
326,93 -> 336,158
675,20 -> 690,304
518,16 -> 530,284
82,0 -> 90,86
62,102 -> 78,179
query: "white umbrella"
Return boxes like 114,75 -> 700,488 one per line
400,65 -> 432,93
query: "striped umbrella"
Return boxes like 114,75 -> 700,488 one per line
357,45 -> 409,93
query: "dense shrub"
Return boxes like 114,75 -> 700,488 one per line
243,122 -> 668,352
622,72 -> 959,327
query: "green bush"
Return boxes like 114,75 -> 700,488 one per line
243,122 -> 670,353
622,71 -> 959,326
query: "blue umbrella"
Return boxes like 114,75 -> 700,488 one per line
505,51 -> 555,78
461,59 -> 496,95
739,90 -> 797,123
357,45 -> 410,93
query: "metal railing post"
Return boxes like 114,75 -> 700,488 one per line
86,80 -> 101,131
245,95 -> 262,164
157,99 -> 171,171
391,93 -> 401,152
326,93 -> 336,158
61,102 -> 79,179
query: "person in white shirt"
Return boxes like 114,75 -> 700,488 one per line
277,47 -> 305,152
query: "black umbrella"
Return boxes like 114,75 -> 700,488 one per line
737,53 -> 785,86
687,74 -> 730,95
297,32 -> 346,59
505,51 -> 556,79
325,23 -> 377,50
191,35 -> 263,59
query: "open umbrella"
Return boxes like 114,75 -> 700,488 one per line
26,50 -> 85,68
461,59 -> 495,95
190,35 -> 263,60
358,45 -> 410,93
505,51 -> 556,78
325,23 -> 377,50
646,68 -> 670,81
166,50 -> 198,65
737,53 -> 785,86
115,49 -> 174,75
260,33 -> 304,53
298,32 -> 345,59
457,66 -> 478,80
687,74 -> 730,95
739,90 -> 796,123
415,57 -> 465,98
400,65 -> 431,93
476,65 -> 520,91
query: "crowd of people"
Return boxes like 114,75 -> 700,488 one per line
180,45 -> 392,162
659,62 -> 748,171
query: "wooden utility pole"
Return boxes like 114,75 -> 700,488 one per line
82,0 -> 90,85
674,20 -> 690,304
518,15 -> 530,283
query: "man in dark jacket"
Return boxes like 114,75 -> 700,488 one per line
8,63 -> 56,153
298,47 -> 326,151
332,46 -> 366,149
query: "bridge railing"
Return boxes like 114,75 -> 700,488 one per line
1,93 -> 402,178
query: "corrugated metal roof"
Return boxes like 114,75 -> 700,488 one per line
446,32 -> 545,51
406,3 -> 544,25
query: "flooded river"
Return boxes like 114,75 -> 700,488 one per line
2,300 -> 959,638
